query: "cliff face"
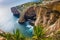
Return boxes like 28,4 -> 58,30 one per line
35,3 -> 60,27
37,1 -> 60,23
34,0 -> 60,35
11,0 -> 60,35
19,0 -> 60,35
19,0 -> 60,27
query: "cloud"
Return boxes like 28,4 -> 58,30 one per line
0,0 -> 18,6
0,0 -> 3,3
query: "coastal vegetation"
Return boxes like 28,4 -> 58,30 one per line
0,25 -> 60,40
0,29 -> 25,40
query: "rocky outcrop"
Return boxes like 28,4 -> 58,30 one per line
34,0 -> 60,36
11,0 -> 60,36
18,6 -> 36,24
16,2 -> 37,24
24,6 -> 36,21
11,7 -> 20,18
11,2 -> 37,23
18,0 -> 60,35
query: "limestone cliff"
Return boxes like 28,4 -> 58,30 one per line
34,0 -> 60,35
11,0 -> 60,35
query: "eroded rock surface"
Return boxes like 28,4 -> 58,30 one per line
34,0 -> 60,35
11,0 -> 60,36
11,7 -> 20,18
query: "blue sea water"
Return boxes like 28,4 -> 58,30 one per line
0,0 -> 38,37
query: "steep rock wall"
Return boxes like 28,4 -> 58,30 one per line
11,0 -> 60,35
34,0 -> 60,35
18,0 -> 60,35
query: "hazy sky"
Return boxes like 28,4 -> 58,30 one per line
0,0 -> 38,7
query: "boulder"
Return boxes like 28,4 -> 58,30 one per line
18,0 -> 60,26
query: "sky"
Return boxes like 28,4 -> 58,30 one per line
0,0 -> 38,7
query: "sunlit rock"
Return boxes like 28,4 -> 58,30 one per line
11,0 -> 60,36
0,36 -> 6,40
